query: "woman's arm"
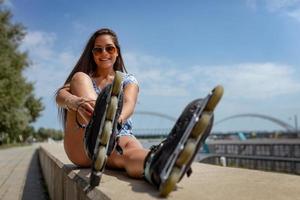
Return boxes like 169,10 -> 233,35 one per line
118,83 -> 139,123
56,84 -> 94,118
56,84 -> 77,111
56,81 -> 138,123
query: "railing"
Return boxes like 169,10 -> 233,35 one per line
201,139 -> 300,175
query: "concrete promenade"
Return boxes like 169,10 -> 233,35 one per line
0,144 -> 48,200
1,142 -> 300,200
39,143 -> 300,200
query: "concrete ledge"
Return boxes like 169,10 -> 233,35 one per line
38,143 -> 300,200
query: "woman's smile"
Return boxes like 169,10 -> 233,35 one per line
92,35 -> 118,70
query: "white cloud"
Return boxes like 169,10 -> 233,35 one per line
72,21 -> 88,34
23,39 -> 300,101
247,0 -> 300,11
3,0 -> 13,8
246,0 -> 300,22
287,8 -> 300,21
22,30 -> 77,98
124,52 -> 189,96
265,0 -> 300,11
124,53 -> 300,132
22,31 -> 57,61
194,63 -> 300,100
246,0 -> 258,10
59,52 -> 77,67
125,52 -> 300,100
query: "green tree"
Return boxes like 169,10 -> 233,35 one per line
0,1 -> 44,143
35,128 -> 63,141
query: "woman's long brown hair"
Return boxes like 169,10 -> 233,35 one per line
56,28 -> 127,129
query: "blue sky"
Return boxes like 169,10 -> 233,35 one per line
4,0 -> 300,133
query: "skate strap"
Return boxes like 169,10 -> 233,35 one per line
115,144 -> 123,155
143,151 -> 155,185
75,100 -> 95,129
186,167 -> 193,177
142,143 -> 165,185
115,137 -> 123,155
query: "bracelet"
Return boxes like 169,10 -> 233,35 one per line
63,98 -> 72,111
75,101 -> 87,129
64,104 -> 71,111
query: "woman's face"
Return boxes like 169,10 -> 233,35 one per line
92,34 -> 118,70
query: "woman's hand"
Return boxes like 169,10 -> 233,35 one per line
56,84 -> 96,124
118,114 -> 124,125
117,83 -> 139,124
66,96 -> 95,123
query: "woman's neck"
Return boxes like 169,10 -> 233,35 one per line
93,68 -> 115,79
92,68 -> 115,88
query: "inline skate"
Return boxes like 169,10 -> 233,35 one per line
83,71 -> 123,188
144,85 -> 224,197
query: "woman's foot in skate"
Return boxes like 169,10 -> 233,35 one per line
83,71 -> 124,187
143,85 -> 224,197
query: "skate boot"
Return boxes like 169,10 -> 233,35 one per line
143,85 -> 224,197
83,71 -> 124,189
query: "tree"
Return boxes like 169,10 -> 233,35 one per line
35,128 -> 63,141
0,2 -> 44,143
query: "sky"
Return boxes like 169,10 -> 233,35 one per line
3,0 -> 300,133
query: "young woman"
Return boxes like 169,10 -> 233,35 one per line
55,28 -> 223,197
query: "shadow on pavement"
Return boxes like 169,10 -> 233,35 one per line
21,150 -> 49,200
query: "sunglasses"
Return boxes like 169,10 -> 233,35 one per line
92,46 -> 117,55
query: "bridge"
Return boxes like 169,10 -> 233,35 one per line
132,111 -> 299,137
215,113 -> 297,132
133,111 -> 300,175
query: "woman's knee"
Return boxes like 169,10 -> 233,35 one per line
70,72 -> 96,98
107,151 -> 125,168
70,72 -> 92,86
119,136 -> 143,150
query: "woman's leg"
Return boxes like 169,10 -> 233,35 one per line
69,72 -> 98,124
65,72 -> 148,175
107,136 -> 149,178
64,72 -> 97,166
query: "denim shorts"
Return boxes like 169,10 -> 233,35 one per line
116,118 -> 135,138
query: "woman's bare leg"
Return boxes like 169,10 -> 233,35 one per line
107,136 -> 149,178
64,72 -> 148,176
64,72 -> 97,166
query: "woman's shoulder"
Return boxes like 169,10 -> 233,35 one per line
122,72 -> 139,87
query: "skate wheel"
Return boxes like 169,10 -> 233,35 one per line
206,85 -> 224,112
112,71 -> 123,96
176,140 -> 196,167
100,121 -> 112,145
94,146 -> 107,171
159,167 -> 181,197
106,96 -> 118,121
191,113 -> 210,138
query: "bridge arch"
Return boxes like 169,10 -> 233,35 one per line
133,111 -> 296,132
215,113 -> 296,131
134,111 -> 177,122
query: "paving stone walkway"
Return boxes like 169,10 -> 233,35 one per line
0,144 -> 48,200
